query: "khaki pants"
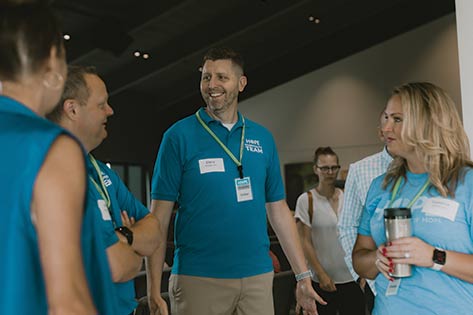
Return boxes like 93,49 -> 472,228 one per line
169,272 -> 274,315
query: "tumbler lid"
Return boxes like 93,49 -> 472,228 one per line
384,207 -> 411,219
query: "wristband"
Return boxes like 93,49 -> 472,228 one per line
295,270 -> 312,282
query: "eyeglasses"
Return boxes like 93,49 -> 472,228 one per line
316,165 -> 340,173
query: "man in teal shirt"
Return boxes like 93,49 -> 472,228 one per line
48,65 -> 161,315
147,47 -> 324,315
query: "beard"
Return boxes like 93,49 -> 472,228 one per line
202,89 -> 238,113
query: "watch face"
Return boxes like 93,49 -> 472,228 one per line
433,249 -> 446,265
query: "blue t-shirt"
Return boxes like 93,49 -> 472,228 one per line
87,156 -> 150,314
359,170 -> 473,315
152,108 -> 285,278
0,96 -> 116,314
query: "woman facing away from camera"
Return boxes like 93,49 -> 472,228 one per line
0,2 -> 116,314
352,82 -> 473,315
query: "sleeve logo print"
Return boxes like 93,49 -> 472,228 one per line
101,172 -> 112,187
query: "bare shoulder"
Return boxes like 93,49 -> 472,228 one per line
46,134 -> 84,163
32,134 -> 85,215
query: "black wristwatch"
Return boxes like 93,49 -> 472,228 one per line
115,226 -> 133,245
431,247 -> 446,271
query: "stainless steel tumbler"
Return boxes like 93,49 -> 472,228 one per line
384,207 -> 412,277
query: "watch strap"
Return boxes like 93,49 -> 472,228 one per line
295,270 -> 313,282
431,262 -> 444,271
115,226 -> 133,245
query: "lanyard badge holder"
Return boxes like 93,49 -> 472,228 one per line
196,110 -> 253,202
89,154 -> 117,227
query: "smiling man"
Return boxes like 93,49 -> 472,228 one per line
147,47 -> 325,315
48,65 -> 160,315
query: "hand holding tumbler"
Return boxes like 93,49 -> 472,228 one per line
384,208 -> 412,277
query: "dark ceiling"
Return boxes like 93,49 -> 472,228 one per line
52,0 -> 455,167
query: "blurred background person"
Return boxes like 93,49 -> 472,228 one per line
0,1 -> 100,314
353,82 -> 473,314
295,147 -> 365,315
338,112 -> 393,313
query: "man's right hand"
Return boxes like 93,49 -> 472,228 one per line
149,295 -> 169,315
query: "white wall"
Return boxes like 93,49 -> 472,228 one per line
455,0 -> 473,155
239,14 -> 460,175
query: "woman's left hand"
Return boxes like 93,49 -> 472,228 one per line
385,237 -> 434,268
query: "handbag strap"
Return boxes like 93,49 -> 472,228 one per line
306,191 -> 314,223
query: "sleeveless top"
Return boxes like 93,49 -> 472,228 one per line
0,96 -> 117,314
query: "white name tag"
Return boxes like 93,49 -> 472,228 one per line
98,199 -> 111,221
422,197 -> 459,222
385,278 -> 401,296
235,177 -> 253,202
199,158 -> 225,174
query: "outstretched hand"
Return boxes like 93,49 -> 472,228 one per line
295,278 -> 326,315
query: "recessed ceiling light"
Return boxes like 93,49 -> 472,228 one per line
134,51 -> 141,57
63,34 -> 71,40
142,53 -> 149,59
198,66 -> 203,72
308,16 -> 321,24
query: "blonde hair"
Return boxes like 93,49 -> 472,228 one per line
383,82 -> 473,197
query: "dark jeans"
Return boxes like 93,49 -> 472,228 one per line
313,281 -> 365,315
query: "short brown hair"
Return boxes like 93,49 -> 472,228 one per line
202,47 -> 244,75
47,65 -> 98,122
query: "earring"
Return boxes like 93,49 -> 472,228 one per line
43,71 -> 64,90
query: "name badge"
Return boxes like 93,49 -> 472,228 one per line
199,158 -> 225,174
385,278 -> 401,296
235,177 -> 253,202
422,197 -> 459,222
98,199 -> 111,221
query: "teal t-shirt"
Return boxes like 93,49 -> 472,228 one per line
86,156 -> 150,314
